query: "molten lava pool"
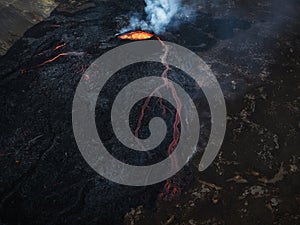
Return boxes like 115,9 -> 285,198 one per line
117,31 -> 154,40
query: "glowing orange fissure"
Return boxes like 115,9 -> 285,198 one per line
118,31 -> 154,40
134,36 -> 183,200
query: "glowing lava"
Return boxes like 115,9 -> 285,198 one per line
117,31 -> 154,40
134,36 -> 183,201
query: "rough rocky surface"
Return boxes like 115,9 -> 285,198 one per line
0,0 -> 58,55
0,0 -> 299,225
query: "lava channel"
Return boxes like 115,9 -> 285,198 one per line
134,36 -> 184,201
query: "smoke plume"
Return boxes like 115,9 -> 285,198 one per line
120,0 -> 193,34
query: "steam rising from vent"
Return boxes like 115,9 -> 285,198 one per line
120,0 -> 193,34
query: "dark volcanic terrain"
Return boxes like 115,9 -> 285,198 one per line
0,0 -> 299,225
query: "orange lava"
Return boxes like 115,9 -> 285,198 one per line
118,31 -> 154,40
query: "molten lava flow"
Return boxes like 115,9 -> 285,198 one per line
118,31 -> 154,40
38,42 -> 66,56
36,52 -> 69,67
134,36 -> 184,201
35,51 -> 85,67
20,46 -> 85,74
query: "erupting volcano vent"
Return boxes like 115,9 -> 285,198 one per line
117,30 -> 154,40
